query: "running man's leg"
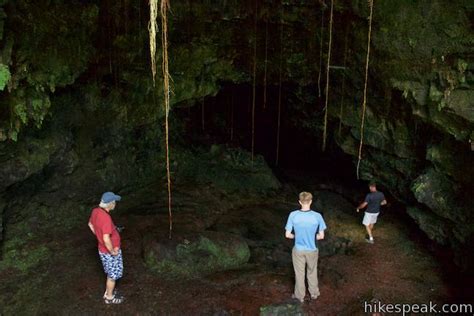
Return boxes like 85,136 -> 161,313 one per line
363,213 -> 378,240
365,224 -> 373,239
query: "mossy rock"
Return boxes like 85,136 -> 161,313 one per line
177,146 -> 281,193
260,303 -> 305,316
411,168 -> 464,222
143,231 -> 250,278
426,139 -> 474,185
406,206 -> 450,245
0,135 -> 66,189
444,90 -> 474,123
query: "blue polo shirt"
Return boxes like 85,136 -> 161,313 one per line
285,210 -> 327,251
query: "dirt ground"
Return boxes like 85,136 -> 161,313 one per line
0,189 -> 465,315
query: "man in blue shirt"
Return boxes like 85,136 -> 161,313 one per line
285,192 -> 327,303
356,182 -> 387,244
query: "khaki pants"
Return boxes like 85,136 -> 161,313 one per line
292,247 -> 319,301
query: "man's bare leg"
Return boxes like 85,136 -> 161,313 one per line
105,278 -> 116,299
365,224 -> 375,243
365,224 -> 372,238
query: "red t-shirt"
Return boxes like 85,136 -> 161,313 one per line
89,207 -> 121,254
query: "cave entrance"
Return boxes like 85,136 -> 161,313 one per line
175,82 -> 360,188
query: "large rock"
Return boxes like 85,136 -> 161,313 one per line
444,89 -> 474,123
177,146 -> 281,194
411,168 -> 464,223
260,303 -> 305,316
426,140 -> 474,185
406,206 -> 450,245
410,168 -> 474,248
0,135 -> 67,190
143,231 -> 250,278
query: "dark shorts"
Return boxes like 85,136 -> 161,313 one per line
99,249 -> 123,281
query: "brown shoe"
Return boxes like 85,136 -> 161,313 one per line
291,294 -> 304,303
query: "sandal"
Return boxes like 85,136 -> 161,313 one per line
104,294 -> 124,304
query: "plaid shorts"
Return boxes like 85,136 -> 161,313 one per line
99,249 -> 123,281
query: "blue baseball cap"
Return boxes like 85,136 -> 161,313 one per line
101,192 -> 122,203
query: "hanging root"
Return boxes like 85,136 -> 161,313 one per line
160,0 -> 173,239
251,1 -> 258,163
356,0 -> 374,180
276,5 -> 283,166
338,24 -> 349,138
317,8 -> 325,99
149,0 -> 158,85
322,0 -> 334,152
263,20 -> 268,110
230,92 -> 234,141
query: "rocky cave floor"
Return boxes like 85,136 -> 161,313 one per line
0,174 -> 461,315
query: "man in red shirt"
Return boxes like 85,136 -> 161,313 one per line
88,192 -> 124,304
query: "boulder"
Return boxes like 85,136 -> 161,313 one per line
143,231 -> 250,278
426,140 -> 474,185
0,135 -> 66,190
411,168 -> 464,222
260,303 -> 305,316
406,206 -> 450,245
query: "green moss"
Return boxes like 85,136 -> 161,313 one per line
0,63 -> 10,90
0,242 -> 50,273
411,168 -> 466,224
260,303 -> 305,316
145,232 -> 250,278
0,199 -> 88,275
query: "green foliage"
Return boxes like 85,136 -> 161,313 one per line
0,1 -> 99,140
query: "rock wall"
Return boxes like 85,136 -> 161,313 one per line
334,0 -> 474,270
0,0 -> 472,270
